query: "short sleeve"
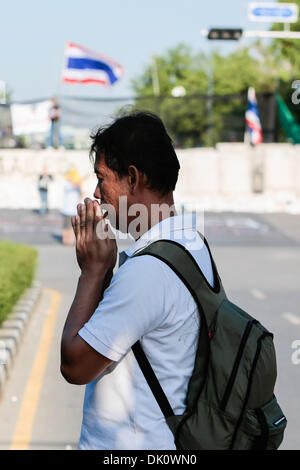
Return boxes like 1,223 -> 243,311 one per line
78,255 -> 169,362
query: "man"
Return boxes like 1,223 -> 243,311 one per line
60,112 -> 215,450
47,98 -> 63,149
37,163 -> 53,214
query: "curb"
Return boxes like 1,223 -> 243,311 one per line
0,280 -> 42,398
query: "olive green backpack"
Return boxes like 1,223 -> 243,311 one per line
131,236 -> 287,450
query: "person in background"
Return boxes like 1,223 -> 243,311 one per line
61,167 -> 82,245
37,163 -> 53,215
48,98 -> 63,149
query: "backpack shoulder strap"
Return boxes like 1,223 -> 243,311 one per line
132,236 -> 224,420
132,341 -> 175,419
133,236 -> 226,326
197,231 -> 222,284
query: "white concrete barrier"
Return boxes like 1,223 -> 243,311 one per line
0,144 -> 300,212
263,144 -> 300,194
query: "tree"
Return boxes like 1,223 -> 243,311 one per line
131,44 -> 209,147
267,0 -> 300,138
0,83 -> 13,104
131,44 -> 277,147
132,44 -> 208,97
271,0 -> 300,77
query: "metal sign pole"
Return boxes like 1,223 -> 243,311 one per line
243,30 -> 300,39
0,81 -> 6,104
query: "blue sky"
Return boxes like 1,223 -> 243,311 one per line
1,0 -> 273,101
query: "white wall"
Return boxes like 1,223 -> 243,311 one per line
0,144 -> 300,212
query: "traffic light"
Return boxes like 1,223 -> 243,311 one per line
207,28 -> 243,40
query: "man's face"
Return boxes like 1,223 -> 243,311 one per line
93,153 -> 130,232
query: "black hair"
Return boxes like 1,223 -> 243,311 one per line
89,111 -> 180,196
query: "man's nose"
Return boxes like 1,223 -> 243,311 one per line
94,185 -> 101,200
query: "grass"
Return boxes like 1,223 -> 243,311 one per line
0,241 -> 38,326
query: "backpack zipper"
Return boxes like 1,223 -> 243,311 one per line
220,320 -> 254,411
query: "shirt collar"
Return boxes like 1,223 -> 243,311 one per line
118,213 -> 196,267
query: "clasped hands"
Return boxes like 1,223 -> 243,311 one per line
71,198 -> 117,277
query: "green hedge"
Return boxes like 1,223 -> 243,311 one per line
0,241 -> 38,326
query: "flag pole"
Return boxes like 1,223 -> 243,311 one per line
57,42 -> 69,99
151,55 -> 160,115
245,87 -> 264,192
244,88 -> 250,144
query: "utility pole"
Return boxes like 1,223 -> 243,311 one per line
151,55 -> 160,116
151,56 -> 160,97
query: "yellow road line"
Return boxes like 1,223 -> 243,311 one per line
10,288 -> 61,450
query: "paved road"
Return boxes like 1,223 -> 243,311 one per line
0,210 -> 299,450
1,209 -> 300,247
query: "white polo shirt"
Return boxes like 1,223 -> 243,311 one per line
78,213 -> 214,450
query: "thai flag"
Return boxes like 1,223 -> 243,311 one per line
62,42 -> 124,86
245,87 -> 263,146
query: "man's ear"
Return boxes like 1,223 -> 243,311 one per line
128,166 -> 139,193
130,174 -> 136,186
